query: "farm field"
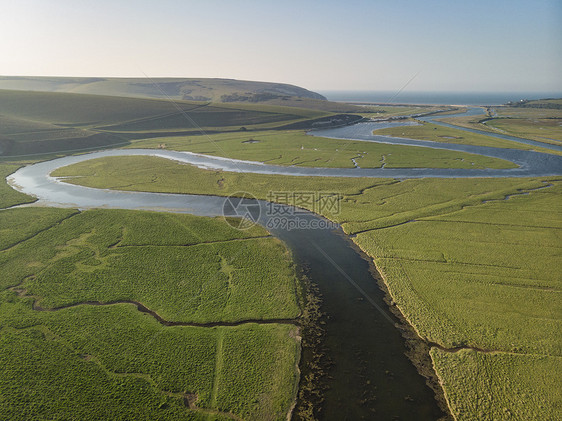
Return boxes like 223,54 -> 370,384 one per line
0,197 -> 302,419
126,129 -> 516,169
53,155 -> 562,420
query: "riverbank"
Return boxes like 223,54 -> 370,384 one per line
10,157 -> 450,419
344,233 -> 453,419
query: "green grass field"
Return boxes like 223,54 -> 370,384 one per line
126,130 -> 516,169
352,182 -> 561,353
0,164 -> 36,208
373,119 -> 562,155
483,118 -> 562,144
431,350 -> 562,420
0,203 -> 302,419
1,208 -> 301,322
0,300 -> 300,420
432,100 -> 562,147
53,155 -> 562,419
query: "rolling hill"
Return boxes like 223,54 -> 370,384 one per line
0,76 -> 326,103
0,89 -> 336,156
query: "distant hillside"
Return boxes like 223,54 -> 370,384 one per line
0,89 -> 332,157
0,76 -> 327,103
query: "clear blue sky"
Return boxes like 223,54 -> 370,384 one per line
1,0 -> 560,92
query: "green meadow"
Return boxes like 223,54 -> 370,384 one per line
2,87 -> 561,419
126,129 -> 516,169
372,119 -> 562,155
431,99 -> 562,147
54,155 -> 562,420
483,118 -> 562,144
431,349 -> 561,420
0,197 -> 302,419
0,164 -> 36,208
2,209 -> 300,322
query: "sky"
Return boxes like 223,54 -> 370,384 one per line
1,0 -> 561,93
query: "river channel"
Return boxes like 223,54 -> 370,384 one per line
7,109 -> 561,419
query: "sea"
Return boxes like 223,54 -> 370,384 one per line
319,91 -> 562,106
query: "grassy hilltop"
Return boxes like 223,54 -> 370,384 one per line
0,75 -> 327,103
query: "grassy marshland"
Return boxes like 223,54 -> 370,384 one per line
0,203 -> 302,419
0,164 -> 36,208
125,129 -> 516,170
430,99 -> 562,146
55,155 -> 562,420
373,120 -> 562,155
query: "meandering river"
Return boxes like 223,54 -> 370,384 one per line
7,109 -> 561,419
